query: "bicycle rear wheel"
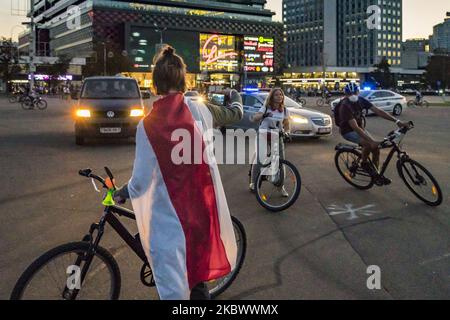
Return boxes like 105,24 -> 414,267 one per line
397,158 -> 443,206
335,149 -> 374,190
21,97 -> 33,110
10,242 -> 121,300
316,98 -> 324,107
207,216 -> 246,298
255,159 -> 301,212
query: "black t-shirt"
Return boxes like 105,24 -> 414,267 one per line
338,97 -> 373,135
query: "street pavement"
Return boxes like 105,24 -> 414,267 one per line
0,96 -> 449,299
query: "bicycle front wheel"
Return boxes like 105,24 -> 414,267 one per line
10,242 -> 121,300
397,158 -> 443,206
255,159 -> 301,212
36,99 -> 48,110
207,216 -> 246,298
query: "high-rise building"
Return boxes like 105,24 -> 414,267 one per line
282,0 -> 414,90
283,0 -> 402,69
401,39 -> 432,69
430,12 -> 450,53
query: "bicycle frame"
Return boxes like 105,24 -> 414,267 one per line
377,144 -> 403,176
85,205 -> 147,263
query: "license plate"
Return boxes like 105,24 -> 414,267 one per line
100,127 -> 121,134
319,127 -> 331,133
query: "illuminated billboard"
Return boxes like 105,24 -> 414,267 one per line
244,36 -> 274,73
128,26 -> 200,72
200,34 -> 239,72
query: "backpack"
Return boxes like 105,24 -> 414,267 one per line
333,98 -> 344,127
334,97 -> 367,128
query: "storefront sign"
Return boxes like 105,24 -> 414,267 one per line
244,36 -> 274,73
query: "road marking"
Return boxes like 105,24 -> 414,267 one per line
419,253 -> 450,266
327,204 -> 379,220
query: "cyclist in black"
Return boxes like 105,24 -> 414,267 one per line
336,83 -> 409,178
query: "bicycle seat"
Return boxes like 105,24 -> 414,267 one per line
335,143 -> 359,151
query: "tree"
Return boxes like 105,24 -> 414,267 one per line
82,42 -> 133,77
0,37 -> 22,92
425,55 -> 450,90
371,57 -> 394,89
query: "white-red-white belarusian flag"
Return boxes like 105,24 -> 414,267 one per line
128,93 -> 237,300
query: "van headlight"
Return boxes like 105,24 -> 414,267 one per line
130,109 -> 144,117
290,115 -> 309,124
76,109 -> 91,118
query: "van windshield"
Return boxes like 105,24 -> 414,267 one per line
81,79 -> 140,99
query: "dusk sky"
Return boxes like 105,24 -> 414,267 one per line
1,0 -> 449,41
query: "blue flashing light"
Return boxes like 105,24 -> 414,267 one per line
244,87 -> 259,93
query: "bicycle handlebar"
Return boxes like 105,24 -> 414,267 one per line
79,168 -> 111,189
380,121 -> 414,148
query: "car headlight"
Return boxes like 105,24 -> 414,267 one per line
130,109 -> 144,117
76,109 -> 91,118
290,115 -> 309,124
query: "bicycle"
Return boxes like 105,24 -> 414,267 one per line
10,167 -> 247,300
295,96 -> 307,106
316,96 -> 333,107
407,99 -> 429,108
8,92 -> 27,104
335,122 -> 443,206
21,95 -> 48,110
249,119 -> 302,212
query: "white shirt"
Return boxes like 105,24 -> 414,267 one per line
258,105 -> 289,130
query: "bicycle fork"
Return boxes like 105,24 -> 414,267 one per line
62,213 -> 107,299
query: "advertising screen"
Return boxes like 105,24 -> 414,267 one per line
244,36 -> 274,73
200,34 -> 239,72
128,26 -> 200,73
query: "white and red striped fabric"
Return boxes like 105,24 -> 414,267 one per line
128,93 -> 237,300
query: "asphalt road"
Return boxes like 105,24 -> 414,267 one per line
0,97 -> 449,300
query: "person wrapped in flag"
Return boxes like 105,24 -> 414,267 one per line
113,46 -> 243,300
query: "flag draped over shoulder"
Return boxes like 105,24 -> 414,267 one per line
127,93 -> 237,300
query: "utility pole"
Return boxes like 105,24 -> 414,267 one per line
29,0 -> 36,91
102,42 -> 106,76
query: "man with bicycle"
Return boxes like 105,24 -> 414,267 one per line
336,83 -> 409,182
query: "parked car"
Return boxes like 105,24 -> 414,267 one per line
72,76 -> 148,145
331,90 -> 407,116
224,92 -> 332,138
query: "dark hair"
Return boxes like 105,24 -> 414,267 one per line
152,46 -> 187,95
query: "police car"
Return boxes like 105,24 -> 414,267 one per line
331,90 -> 408,116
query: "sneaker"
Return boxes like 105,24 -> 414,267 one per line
280,186 -> 289,197
249,183 -> 255,192
360,161 -> 377,176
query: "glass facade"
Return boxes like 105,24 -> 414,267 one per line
283,0 -> 403,68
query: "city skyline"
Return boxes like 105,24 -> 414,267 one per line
1,0 -> 449,41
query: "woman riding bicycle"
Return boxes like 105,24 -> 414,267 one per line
249,88 -> 291,197
113,46 -> 244,300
